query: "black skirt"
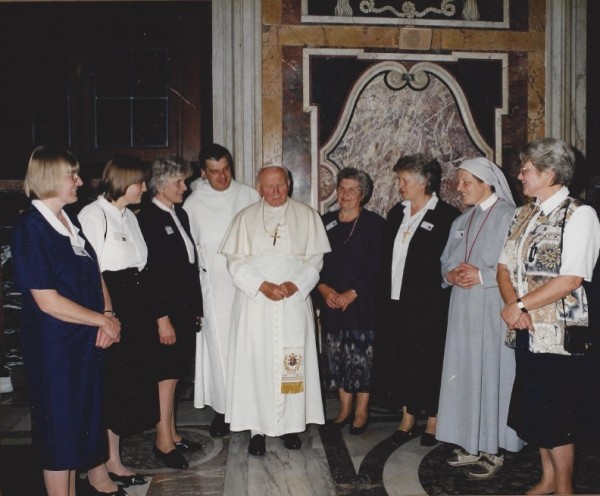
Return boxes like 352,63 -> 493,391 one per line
508,331 -> 600,448
103,269 -> 160,436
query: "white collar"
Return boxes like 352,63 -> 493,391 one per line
32,200 -> 87,250
537,186 -> 569,215
262,198 -> 289,212
479,193 -> 498,211
99,195 -> 126,216
32,200 -> 77,238
152,197 -> 175,213
402,192 -> 438,216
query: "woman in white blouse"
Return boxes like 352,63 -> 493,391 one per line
498,138 -> 600,495
79,156 -> 158,489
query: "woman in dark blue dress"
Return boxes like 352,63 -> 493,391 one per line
316,168 -> 384,435
11,146 -> 123,496
137,156 -> 203,470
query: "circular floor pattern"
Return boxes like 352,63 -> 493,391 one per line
121,426 -> 224,474
419,442 -> 600,495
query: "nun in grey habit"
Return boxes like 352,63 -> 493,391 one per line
436,158 -> 525,479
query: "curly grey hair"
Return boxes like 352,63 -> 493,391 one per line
519,137 -> 575,186
336,167 -> 373,206
149,156 -> 191,195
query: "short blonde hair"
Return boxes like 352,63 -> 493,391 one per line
23,146 -> 80,200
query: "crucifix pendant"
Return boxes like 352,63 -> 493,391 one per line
402,229 -> 411,242
271,226 -> 280,246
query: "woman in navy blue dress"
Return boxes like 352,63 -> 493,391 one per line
316,168 -> 384,435
11,147 -> 123,496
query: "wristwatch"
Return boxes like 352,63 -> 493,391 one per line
516,297 -> 528,313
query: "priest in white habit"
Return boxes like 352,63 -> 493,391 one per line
220,165 -> 331,456
183,143 -> 260,438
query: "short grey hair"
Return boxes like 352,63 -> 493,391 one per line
519,137 -> 575,186
149,156 -> 191,194
393,153 -> 441,195
336,167 -> 373,206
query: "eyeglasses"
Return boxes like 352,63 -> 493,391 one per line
519,166 -> 534,176
65,171 -> 80,181
337,186 -> 361,196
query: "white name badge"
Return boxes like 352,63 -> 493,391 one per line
455,230 -> 465,238
165,226 -> 175,235
112,231 -> 127,242
325,220 -> 337,231
72,245 -> 90,257
421,221 -> 434,231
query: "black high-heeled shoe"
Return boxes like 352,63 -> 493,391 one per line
108,472 -> 148,487
86,482 -> 127,496
153,445 -> 189,469
349,416 -> 369,435
325,414 -> 353,430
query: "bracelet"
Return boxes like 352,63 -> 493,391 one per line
103,310 -> 116,317
516,298 -> 528,313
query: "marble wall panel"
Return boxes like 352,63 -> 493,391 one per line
263,0 -> 282,25
526,52 -> 545,141
263,25 -> 400,48
439,30 -> 544,51
282,46 -> 312,201
261,0 -> 544,210
321,67 -> 482,216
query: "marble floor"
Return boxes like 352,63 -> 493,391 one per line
3,366 -> 600,496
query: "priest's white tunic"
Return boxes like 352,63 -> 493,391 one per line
183,179 -> 260,413
220,198 -> 330,436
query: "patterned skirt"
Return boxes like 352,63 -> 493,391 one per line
323,329 -> 374,393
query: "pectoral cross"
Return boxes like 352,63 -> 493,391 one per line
271,226 -> 280,246
402,229 -> 411,242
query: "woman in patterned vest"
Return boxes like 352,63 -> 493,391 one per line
497,137 -> 600,495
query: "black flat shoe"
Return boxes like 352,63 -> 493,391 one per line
153,445 -> 189,469
388,428 -> 414,448
248,434 -> 266,456
108,472 -> 148,487
349,418 -> 369,436
209,413 -> 231,438
174,436 -> 202,453
279,433 -> 302,450
325,414 -> 353,430
420,432 -> 438,447
86,482 -> 128,495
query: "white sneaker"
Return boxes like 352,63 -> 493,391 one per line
0,367 -> 13,394
468,452 -> 504,479
446,447 -> 481,466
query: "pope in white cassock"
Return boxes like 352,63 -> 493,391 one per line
220,165 -> 331,456
183,144 -> 260,438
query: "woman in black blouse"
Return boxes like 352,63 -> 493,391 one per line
137,156 -> 203,470
317,168 -> 384,435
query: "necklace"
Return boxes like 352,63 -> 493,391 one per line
463,199 -> 498,263
262,200 -> 289,246
402,212 -> 425,242
341,210 -> 361,244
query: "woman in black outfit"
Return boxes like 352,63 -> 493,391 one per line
373,154 -> 459,447
137,156 -> 203,469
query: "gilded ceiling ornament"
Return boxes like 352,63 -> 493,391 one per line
359,0 -> 456,19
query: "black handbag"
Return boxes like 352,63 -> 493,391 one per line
559,201 -> 600,355
564,325 -> 600,354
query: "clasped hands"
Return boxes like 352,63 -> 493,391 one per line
446,263 -> 481,289
96,315 -> 121,348
318,284 -> 357,312
259,281 -> 299,301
